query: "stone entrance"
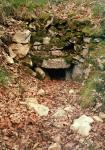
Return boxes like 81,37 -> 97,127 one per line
43,68 -> 72,80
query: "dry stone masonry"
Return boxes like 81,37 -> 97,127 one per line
0,14 -> 94,80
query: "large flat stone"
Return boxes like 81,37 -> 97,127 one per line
42,58 -> 70,69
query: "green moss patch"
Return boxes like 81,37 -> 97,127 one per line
0,67 -> 10,86
80,72 -> 97,108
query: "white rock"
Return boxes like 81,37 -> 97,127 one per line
43,37 -> 50,45
37,89 -> 45,96
26,100 -> 49,116
13,30 -> 30,44
53,108 -> 66,118
93,116 -> 103,122
69,89 -> 75,94
99,112 -> 105,119
48,143 -> 61,150
71,115 -> 94,137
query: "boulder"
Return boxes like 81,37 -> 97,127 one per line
35,67 -> 45,80
13,30 -> 31,44
9,43 -> 30,58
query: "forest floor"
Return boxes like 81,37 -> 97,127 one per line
0,62 -> 105,150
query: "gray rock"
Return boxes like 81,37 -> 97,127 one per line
48,143 -> 61,150
71,115 -> 94,137
71,64 -> 83,81
35,67 -> 45,80
42,58 -> 70,69
65,68 -> 71,80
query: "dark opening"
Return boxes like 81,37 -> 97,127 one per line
43,68 -> 66,80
